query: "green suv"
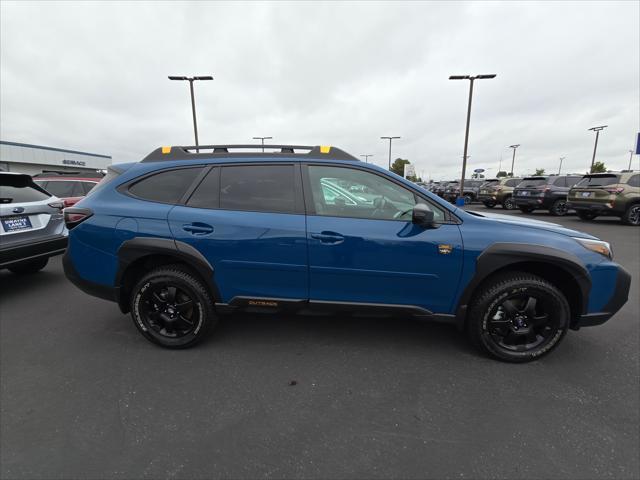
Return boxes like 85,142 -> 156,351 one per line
567,171 -> 640,225
477,177 -> 522,210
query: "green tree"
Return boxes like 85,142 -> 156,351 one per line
496,171 -> 507,178
535,168 -> 545,176
591,161 -> 607,173
390,158 -> 410,176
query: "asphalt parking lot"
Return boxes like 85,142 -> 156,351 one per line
1,207 -> 638,479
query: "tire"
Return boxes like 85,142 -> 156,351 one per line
549,199 -> 568,216
130,264 -> 217,348
576,210 -> 598,221
518,206 -> 534,213
463,194 -> 473,205
466,272 -> 569,363
8,257 -> 48,274
483,201 -> 496,209
502,197 -> 516,210
621,204 -> 640,226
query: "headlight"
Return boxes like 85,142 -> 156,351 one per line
573,237 -> 613,259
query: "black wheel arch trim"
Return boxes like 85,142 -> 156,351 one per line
454,242 -> 591,328
116,237 -> 220,313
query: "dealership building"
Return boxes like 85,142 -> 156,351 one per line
0,141 -> 112,176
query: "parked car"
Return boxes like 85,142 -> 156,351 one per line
0,172 -> 67,273
567,171 -> 640,225
33,170 -> 104,207
443,179 -> 485,204
434,181 -> 455,197
63,144 -> 630,363
477,177 -> 522,210
513,174 -> 583,215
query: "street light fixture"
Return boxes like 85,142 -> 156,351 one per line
509,144 -> 520,176
168,75 -> 213,149
253,136 -> 273,152
558,156 -> 566,175
449,74 -> 497,204
360,154 -> 373,163
588,125 -> 607,172
380,136 -> 401,170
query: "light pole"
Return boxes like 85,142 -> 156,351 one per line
629,150 -> 635,170
380,136 -> 401,170
360,154 -> 373,163
168,76 -> 213,149
509,144 -> 520,176
449,74 -> 497,205
558,156 -> 565,175
588,125 -> 607,172
253,136 -> 273,152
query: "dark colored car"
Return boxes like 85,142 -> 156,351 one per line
513,174 -> 583,216
477,177 -> 522,210
567,171 -> 640,225
0,172 -> 67,273
62,143 -> 630,363
443,180 -> 485,204
33,171 -> 104,207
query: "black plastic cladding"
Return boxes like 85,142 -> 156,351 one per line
140,145 -> 359,163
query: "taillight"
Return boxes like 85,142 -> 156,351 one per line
48,201 -> 64,210
63,207 -> 93,230
494,186 -> 503,192
606,187 -> 624,194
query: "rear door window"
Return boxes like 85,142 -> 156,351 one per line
519,178 -> 548,187
219,165 -> 296,214
627,175 -> 640,187
128,167 -> 203,204
552,177 -> 567,187
505,179 -> 520,187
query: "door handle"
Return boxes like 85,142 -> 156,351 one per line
182,223 -> 214,235
310,231 -> 344,244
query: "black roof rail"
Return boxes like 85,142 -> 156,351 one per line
33,170 -> 105,178
140,144 -> 359,163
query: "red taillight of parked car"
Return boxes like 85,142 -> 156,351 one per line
47,201 -> 65,210
63,208 -> 93,230
606,187 -> 624,195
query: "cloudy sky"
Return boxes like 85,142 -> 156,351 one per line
1,1 -> 638,179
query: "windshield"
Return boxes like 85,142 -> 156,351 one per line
519,178 -> 548,187
575,175 -> 620,187
482,180 -> 500,186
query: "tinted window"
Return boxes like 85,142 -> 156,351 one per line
575,175 -> 620,187
219,165 -> 295,213
187,168 -> 219,209
627,175 -> 640,187
129,168 -> 202,204
519,178 -> 548,187
42,180 -> 84,197
482,180 -> 500,187
81,182 -> 97,195
505,179 -> 520,187
551,177 -> 566,187
308,165 -> 444,222
0,185 -> 50,204
566,176 -> 582,187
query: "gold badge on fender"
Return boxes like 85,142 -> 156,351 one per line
438,244 -> 453,255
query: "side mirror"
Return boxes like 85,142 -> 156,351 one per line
412,203 -> 437,228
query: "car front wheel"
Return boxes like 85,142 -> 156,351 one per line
130,264 -> 217,348
622,204 -> 640,226
466,272 -> 569,362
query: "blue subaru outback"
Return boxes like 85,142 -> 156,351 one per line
63,144 -> 631,362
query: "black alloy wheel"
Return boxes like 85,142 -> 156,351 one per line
550,199 -> 568,216
131,265 -> 217,348
502,197 -> 516,210
483,201 -> 496,209
576,210 -> 598,221
467,272 -> 569,362
622,204 -> 640,226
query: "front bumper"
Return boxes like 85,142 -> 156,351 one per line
575,266 -> 632,328
0,235 -> 68,268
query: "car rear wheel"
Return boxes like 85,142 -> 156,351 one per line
130,264 -> 217,348
502,197 -> 516,210
466,272 -> 569,363
549,199 -> 568,216
518,206 -> 534,213
621,204 -> 640,226
483,201 -> 496,209
8,257 -> 48,274
463,194 -> 473,205
576,210 -> 598,221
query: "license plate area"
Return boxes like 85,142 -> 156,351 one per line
1,215 -> 33,232
581,192 -> 592,198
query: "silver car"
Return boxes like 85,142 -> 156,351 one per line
0,172 -> 68,273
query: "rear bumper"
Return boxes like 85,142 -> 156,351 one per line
63,250 -> 120,303
575,266 -> 632,328
566,201 -> 621,214
514,197 -> 548,208
0,235 -> 67,267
